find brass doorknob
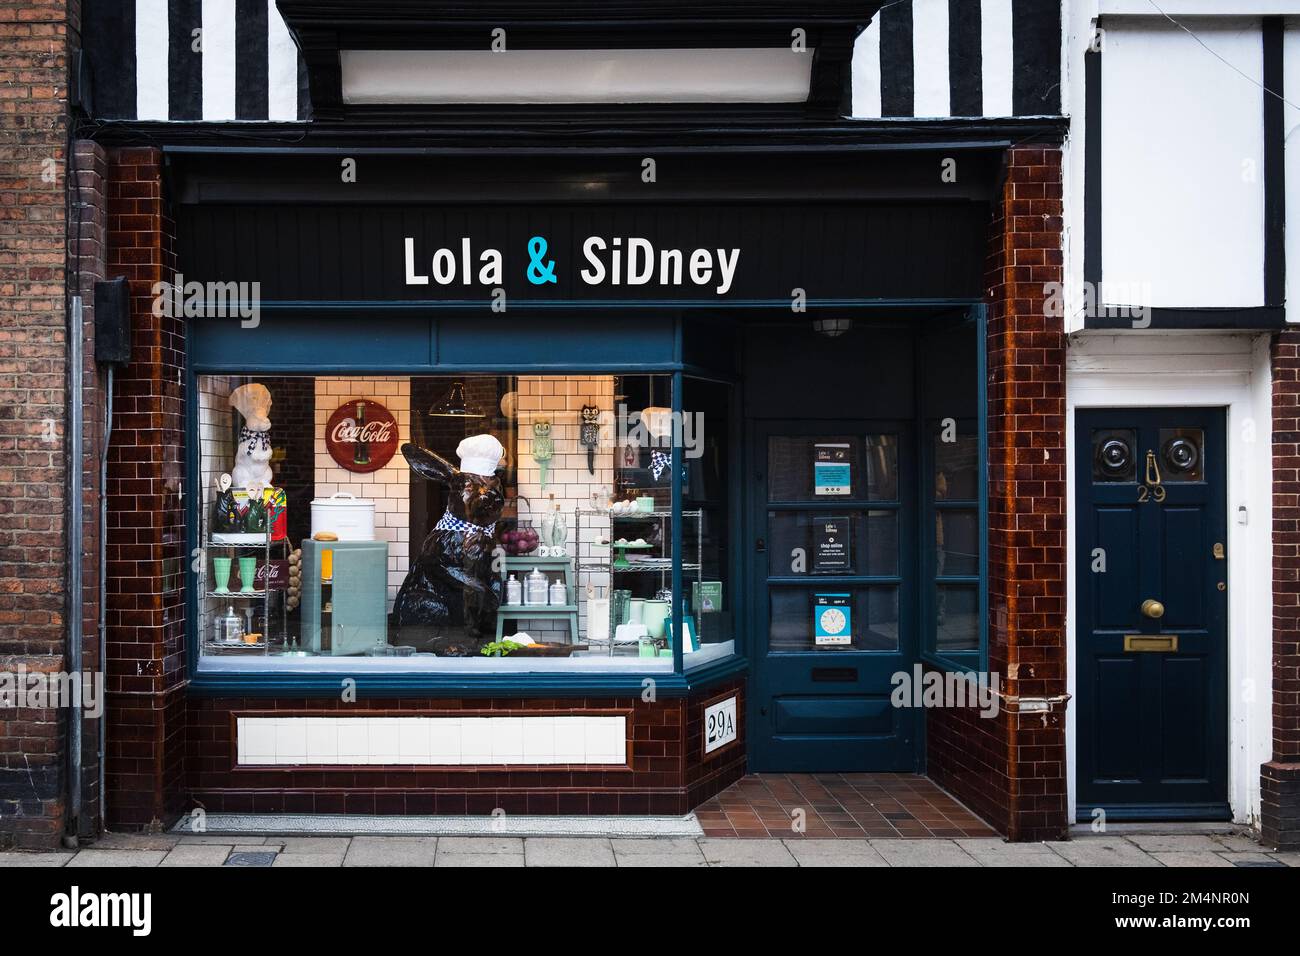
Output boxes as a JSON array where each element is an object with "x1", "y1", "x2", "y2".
[{"x1": 1140, "y1": 599, "x2": 1165, "y2": 619}]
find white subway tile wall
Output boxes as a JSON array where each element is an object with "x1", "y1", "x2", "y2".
[
  {"x1": 314, "y1": 377, "x2": 412, "y2": 609},
  {"x1": 514, "y1": 375, "x2": 614, "y2": 642},
  {"x1": 236, "y1": 715, "x2": 628, "y2": 766}
]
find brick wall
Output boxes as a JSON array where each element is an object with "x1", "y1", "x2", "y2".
[
  {"x1": 927, "y1": 145, "x2": 1068, "y2": 843},
  {"x1": 184, "y1": 679, "x2": 744, "y2": 815},
  {"x1": 103, "y1": 146, "x2": 189, "y2": 831},
  {"x1": 1265, "y1": 331, "x2": 1300, "y2": 850},
  {"x1": 0, "y1": 0, "x2": 74, "y2": 849}
]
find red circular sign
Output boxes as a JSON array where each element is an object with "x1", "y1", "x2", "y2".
[{"x1": 325, "y1": 399, "x2": 399, "y2": 473}]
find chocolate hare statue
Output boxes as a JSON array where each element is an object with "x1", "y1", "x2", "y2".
[{"x1": 392, "y1": 437, "x2": 506, "y2": 656}]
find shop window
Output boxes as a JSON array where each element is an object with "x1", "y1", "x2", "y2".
[
  {"x1": 924, "y1": 416, "x2": 984, "y2": 668},
  {"x1": 193, "y1": 372, "x2": 735, "y2": 675}
]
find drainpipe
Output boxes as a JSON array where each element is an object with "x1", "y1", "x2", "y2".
[
  {"x1": 98, "y1": 366, "x2": 111, "y2": 834},
  {"x1": 65, "y1": 294, "x2": 84, "y2": 849}
]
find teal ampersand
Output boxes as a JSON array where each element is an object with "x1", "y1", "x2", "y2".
[{"x1": 526, "y1": 236, "x2": 557, "y2": 285}]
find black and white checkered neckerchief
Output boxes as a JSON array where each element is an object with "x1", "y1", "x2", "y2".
[{"x1": 434, "y1": 508, "x2": 496, "y2": 537}]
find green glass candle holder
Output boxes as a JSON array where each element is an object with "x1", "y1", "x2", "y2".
[
  {"x1": 212, "y1": 556, "x2": 232, "y2": 594},
  {"x1": 238, "y1": 556, "x2": 258, "y2": 593}
]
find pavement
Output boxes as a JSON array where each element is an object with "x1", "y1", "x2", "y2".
[{"x1": 1, "y1": 828, "x2": 1296, "y2": 867}]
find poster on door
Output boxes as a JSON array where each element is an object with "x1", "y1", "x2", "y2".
[
  {"x1": 814, "y1": 443, "x2": 851, "y2": 495},
  {"x1": 814, "y1": 593, "x2": 852, "y2": 645},
  {"x1": 813, "y1": 516, "x2": 851, "y2": 572}
]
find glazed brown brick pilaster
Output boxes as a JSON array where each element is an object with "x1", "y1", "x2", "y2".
[
  {"x1": 927, "y1": 146, "x2": 1068, "y2": 842},
  {"x1": 1265, "y1": 331, "x2": 1300, "y2": 850},
  {"x1": 103, "y1": 146, "x2": 189, "y2": 831}
]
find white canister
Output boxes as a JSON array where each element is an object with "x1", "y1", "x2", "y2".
[
  {"x1": 549, "y1": 580, "x2": 567, "y2": 606},
  {"x1": 310, "y1": 492, "x2": 376, "y2": 541}
]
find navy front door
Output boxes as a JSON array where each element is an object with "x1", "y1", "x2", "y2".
[
  {"x1": 1075, "y1": 408, "x2": 1229, "y2": 820},
  {"x1": 748, "y1": 420, "x2": 918, "y2": 771}
]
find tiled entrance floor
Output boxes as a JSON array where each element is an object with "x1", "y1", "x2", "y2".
[{"x1": 697, "y1": 773, "x2": 997, "y2": 839}]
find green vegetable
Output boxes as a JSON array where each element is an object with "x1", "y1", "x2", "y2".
[{"x1": 481, "y1": 640, "x2": 526, "y2": 657}]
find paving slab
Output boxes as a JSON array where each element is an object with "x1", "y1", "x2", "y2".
[
  {"x1": 271, "y1": 853, "x2": 345, "y2": 867},
  {"x1": 610, "y1": 838, "x2": 707, "y2": 867},
  {"x1": 524, "y1": 837, "x2": 616, "y2": 867},
  {"x1": 344, "y1": 836, "x2": 438, "y2": 867},
  {"x1": 782, "y1": 839, "x2": 889, "y2": 867},
  {"x1": 160, "y1": 844, "x2": 232, "y2": 867},
  {"x1": 1268, "y1": 852, "x2": 1300, "y2": 866},
  {"x1": 91, "y1": 832, "x2": 179, "y2": 851},
  {"x1": 436, "y1": 837, "x2": 524, "y2": 855},
  {"x1": 956, "y1": 839, "x2": 1070, "y2": 867},
  {"x1": 0, "y1": 852, "x2": 72, "y2": 867},
  {"x1": 276, "y1": 842, "x2": 351, "y2": 858},
  {"x1": 66, "y1": 849, "x2": 167, "y2": 867},
  {"x1": 1211, "y1": 834, "x2": 1266, "y2": 853},
  {"x1": 699, "y1": 838, "x2": 797, "y2": 867},
  {"x1": 1047, "y1": 837, "x2": 1158, "y2": 867},
  {"x1": 1151, "y1": 851, "x2": 1235, "y2": 867},
  {"x1": 870, "y1": 839, "x2": 979, "y2": 867},
  {"x1": 1217, "y1": 851, "x2": 1287, "y2": 867},
  {"x1": 180, "y1": 835, "x2": 275, "y2": 845},
  {"x1": 434, "y1": 852, "x2": 525, "y2": 867},
  {"x1": 1126, "y1": 834, "x2": 1226, "y2": 853}
]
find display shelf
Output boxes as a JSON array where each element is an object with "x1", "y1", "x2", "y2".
[
  {"x1": 200, "y1": 510, "x2": 292, "y2": 655},
  {"x1": 575, "y1": 507, "x2": 704, "y2": 657},
  {"x1": 496, "y1": 555, "x2": 579, "y2": 642}
]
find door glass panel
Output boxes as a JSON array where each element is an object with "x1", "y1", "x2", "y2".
[
  {"x1": 935, "y1": 509, "x2": 979, "y2": 576},
  {"x1": 766, "y1": 510, "x2": 898, "y2": 577},
  {"x1": 935, "y1": 432, "x2": 979, "y2": 500},
  {"x1": 935, "y1": 584, "x2": 979, "y2": 651},
  {"x1": 768, "y1": 585, "x2": 899, "y2": 652},
  {"x1": 1158, "y1": 427, "x2": 1204, "y2": 482},
  {"x1": 767, "y1": 435, "x2": 898, "y2": 501}
]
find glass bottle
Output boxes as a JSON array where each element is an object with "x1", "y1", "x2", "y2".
[
  {"x1": 525, "y1": 567, "x2": 548, "y2": 606},
  {"x1": 506, "y1": 573, "x2": 523, "y2": 606}
]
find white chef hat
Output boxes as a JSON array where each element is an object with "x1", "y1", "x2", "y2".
[{"x1": 457, "y1": 434, "x2": 504, "y2": 476}]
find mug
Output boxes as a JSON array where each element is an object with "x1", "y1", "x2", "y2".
[{"x1": 628, "y1": 598, "x2": 646, "y2": 624}]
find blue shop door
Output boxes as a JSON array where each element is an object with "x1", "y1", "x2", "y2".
[
  {"x1": 1075, "y1": 408, "x2": 1229, "y2": 820},
  {"x1": 748, "y1": 421, "x2": 919, "y2": 771}
]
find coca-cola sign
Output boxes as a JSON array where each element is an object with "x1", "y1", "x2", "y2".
[
  {"x1": 256, "y1": 559, "x2": 289, "y2": 591},
  {"x1": 325, "y1": 399, "x2": 399, "y2": 473}
]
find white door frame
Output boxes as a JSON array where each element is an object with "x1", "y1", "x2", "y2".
[{"x1": 1065, "y1": 331, "x2": 1273, "y2": 827}]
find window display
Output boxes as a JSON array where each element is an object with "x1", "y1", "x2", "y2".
[{"x1": 194, "y1": 373, "x2": 735, "y2": 672}]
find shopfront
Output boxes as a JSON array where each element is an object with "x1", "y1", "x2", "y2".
[{"x1": 137, "y1": 147, "x2": 1000, "y2": 815}]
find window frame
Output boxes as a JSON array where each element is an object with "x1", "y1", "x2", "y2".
[{"x1": 183, "y1": 316, "x2": 745, "y2": 698}]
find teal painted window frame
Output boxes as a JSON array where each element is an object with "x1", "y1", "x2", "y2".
[{"x1": 919, "y1": 305, "x2": 989, "y2": 675}]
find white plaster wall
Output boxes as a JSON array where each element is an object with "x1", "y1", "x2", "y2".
[
  {"x1": 1284, "y1": 18, "x2": 1300, "y2": 323},
  {"x1": 1065, "y1": 331, "x2": 1274, "y2": 828},
  {"x1": 1099, "y1": 17, "x2": 1265, "y2": 310}
]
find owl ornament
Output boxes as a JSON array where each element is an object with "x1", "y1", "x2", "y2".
[
  {"x1": 579, "y1": 405, "x2": 600, "y2": 475},
  {"x1": 532, "y1": 419, "x2": 554, "y2": 491}
]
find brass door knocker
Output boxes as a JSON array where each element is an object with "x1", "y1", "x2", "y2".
[{"x1": 1138, "y1": 450, "x2": 1166, "y2": 503}]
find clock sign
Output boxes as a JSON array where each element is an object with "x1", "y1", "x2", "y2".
[{"x1": 814, "y1": 593, "x2": 853, "y2": 646}]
